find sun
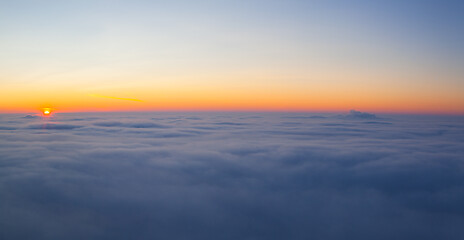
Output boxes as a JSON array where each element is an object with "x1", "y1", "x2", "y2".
[{"x1": 41, "y1": 108, "x2": 53, "y2": 116}]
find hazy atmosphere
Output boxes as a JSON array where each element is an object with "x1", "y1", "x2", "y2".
[{"x1": 1, "y1": 1, "x2": 463, "y2": 239}]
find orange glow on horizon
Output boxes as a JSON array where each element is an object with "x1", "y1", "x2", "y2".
[
  {"x1": 0, "y1": 96, "x2": 462, "y2": 115},
  {"x1": 0, "y1": 99, "x2": 456, "y2": 116},
  {"x1": 0, "y1": 80, "x2": 463, "y2": 115}
]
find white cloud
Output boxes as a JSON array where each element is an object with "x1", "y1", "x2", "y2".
[{"x1": 0, "y1": 111, "x2": 464, "y2": 239}]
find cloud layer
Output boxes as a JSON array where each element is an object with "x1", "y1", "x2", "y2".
[{"x1": 1, "y1": 112, "x2": 464, "y2": 240}]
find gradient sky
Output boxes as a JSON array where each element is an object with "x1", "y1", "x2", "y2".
[{"x1": 1, "y1": 0, "x2": 463, "y2": 113}]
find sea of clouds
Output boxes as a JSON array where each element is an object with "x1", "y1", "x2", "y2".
[{"x1": 1, "y1": 111, "x2": 464, "y2": 240}]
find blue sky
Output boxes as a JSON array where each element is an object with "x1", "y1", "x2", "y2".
[{"x1": 0, "y1": 0, "x2": 463, "y2": 113}]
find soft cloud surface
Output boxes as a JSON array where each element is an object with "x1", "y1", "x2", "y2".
[{"x1": 1, "y1": 112, "x2": 464, "y2": 240}]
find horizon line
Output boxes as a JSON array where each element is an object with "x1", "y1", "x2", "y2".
[{"x1": 1, "y1": 109, "x2": 463, "y2": 116}]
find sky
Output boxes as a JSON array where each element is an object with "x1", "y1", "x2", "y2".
[
  {"x1": 0, "y1": 0, "x2": 463, "y2": 113},
  {"x1": 1, "y1": 111, "x2": 464, "y2": 239}
]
